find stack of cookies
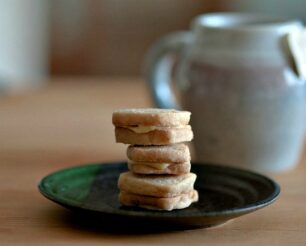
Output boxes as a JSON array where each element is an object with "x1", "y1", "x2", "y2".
[{"x1": 112, "y1": 108, "x2": 198, "y2": 211}]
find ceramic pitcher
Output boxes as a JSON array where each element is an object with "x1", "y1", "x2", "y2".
[{"x1": 146, "y1": 13, "x2": 306, "y2": 172}]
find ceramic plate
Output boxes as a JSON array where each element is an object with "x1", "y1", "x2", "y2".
[{"x1": 39, "y1": 162, "x2": 280, "y2": 230}]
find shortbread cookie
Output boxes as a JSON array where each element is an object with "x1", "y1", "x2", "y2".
[
  {"x1": 118, "y1": 171, "x2": 196, "y2": 197},
  {"x1": 115, "y1": 125, "x2": 193, "y2": 145},
  {"x1": 127, "y1": 144, "x2": 190, "y2": 163},
  {"x1": 128, "y1": 160, "x2": 191, "y2": 175},
  {"x1": 113, "y1": 108, "x2": 191, "y2": 127},
  {"x1": 119, "y1": 190, "x2": 198, "y2": 211}
]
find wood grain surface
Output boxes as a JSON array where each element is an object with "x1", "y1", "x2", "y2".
[{"x1": 0, "y1": 78, "x2": 305, "y2": 245}]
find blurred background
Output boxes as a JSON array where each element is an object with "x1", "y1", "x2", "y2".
[{"x1": 1, "y1": 0, "x2": 306, "y2": 92}]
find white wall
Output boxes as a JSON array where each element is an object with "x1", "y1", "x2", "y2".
[{"x1": 0, "y1": 0, "x2": 49, "y2": 92}]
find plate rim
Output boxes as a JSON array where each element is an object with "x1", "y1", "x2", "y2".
[{"x1": 38, "y1": 161, "x2": 281, "y2": 218}]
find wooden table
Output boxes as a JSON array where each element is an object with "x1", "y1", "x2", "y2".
[{"x1": 0, "y1": 78, "x2": 305, "y2": 245}]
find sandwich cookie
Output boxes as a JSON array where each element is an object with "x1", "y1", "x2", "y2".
[
  {"x1": 119, "y1": 190, "x2": 198, "y2": 211},
  {"x1": 127, "y1": 144, "x2": 191, "y2": 175},
  {"x1": 118, "y1": 171, "x2": 196, "y2": 198},
  {"x1": 113, "y1": 108, "x2": 193, "y2": 145},
  {"x1": 128, "y1": 160, "x2": 191, "y2": 175},
  {"x1": 127, "y1": 143, "x2": 191, "y2": 163}
]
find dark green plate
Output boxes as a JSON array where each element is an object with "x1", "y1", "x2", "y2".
[{"x1": 38, "y1": 162, "x2": 280, "y2": 230}]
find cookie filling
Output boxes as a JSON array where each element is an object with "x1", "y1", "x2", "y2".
[
  {"x1": 128, "y1": 160, "x2": 170, "y2": 170},
  {"x1": 125, "y1": 125, "x2": 187, "y2": 134}
]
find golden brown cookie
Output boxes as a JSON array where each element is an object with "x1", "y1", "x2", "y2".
[
  {"x1": 128, "y1": 160, "x2": 191, "y2": 175},
  {"x1": 127, "y1": 144, "x2": 190, "y2": 163},
  {"x1": 119, "y1": 190, "x2": 198, "y2": 211},
  {"x1": 118, "y1": 171, "x2": 196, "y2": 198},
  {"x1": 115, "y1": 125, "x2": 193, "y2": 145},
  {"x1": 112, "y1": 108, "x2": 191, "y2": 127}
]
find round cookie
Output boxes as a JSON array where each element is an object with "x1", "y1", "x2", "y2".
[
  {"x1": 127, "y1": 144, "x2": 191, "y2": 163},
  {"x1": 119, "y1": 190, "x2": 198, "y2": 211},
  {"x1": 112, "y1": 108, "x2": 191, "y2": 127},
  {"x1": 128, "y1": 161, "x2": 191, "y2": 175},
  {"x1": 115, "y1": 125, "x2": 193, "y2": 145},
  {"x1": 118, "y1": 171, "x2": 197, "y2": 198}
]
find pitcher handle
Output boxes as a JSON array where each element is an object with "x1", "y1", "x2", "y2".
[{"x1": 145, "y1": 31, "x2": 193, "y2": 109}]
